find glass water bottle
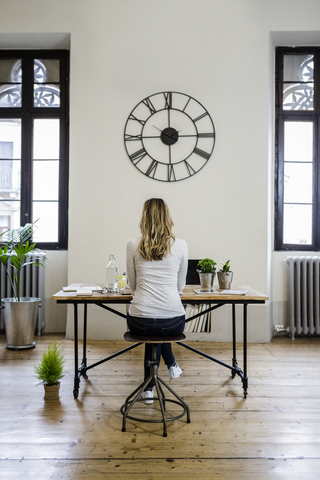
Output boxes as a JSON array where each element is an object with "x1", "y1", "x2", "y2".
[{"x1": 106, "y1": 253, "x2": 118, "y2": 292}]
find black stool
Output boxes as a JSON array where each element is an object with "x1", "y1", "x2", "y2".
[{"x1": 121, "y1": 331, "x2": 191, "y2": 437}]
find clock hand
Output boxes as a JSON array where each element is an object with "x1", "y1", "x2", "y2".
[
  {"x1": 153, "y1": 125, "x2": 181, "y2": 138},
  {"x1": 152, "y1": 125, "x2": 171, "y2": 139}
]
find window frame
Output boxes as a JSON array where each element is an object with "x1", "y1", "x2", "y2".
[
  {"x1": 275, "y1": 46, "x2": 320, "y2": 251},
  {"x1": 0, "y1": 49, "x2": 69, "y2": 250}
]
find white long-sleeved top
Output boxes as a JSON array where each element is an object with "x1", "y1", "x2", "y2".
[{"x1": 126, "y1": 237, "x2": 188, "y2": 318}]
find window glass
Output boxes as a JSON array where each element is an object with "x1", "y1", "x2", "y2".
[
  {"x1": 283, "y1": 204, "x2": 312, "y2": 245},
  {"x1": 283, "y1": 163, "x2": 313, "y2": 203},
  {"x1": 33, "y1": 161, "x2": 59, "y2": 201},
  {"x1": 34, "y1": 59, "x2": 60, "y2": 108},
  {"x1": 34, "y1": 59, "x2": 59, "y2": 83},
  {"x1": 284, "y1": 122, "x2": 313, "y2": 162},
  {"x1": 283, "y1": 84, "x2": 314, "y2": 110},
  {"x1": 32, "y1": 118, "x2": 60, "y2": 241},
  {"x1": 0, "y1": 119, "x2": 21, "y2": 232},
  {"x1": 34, "y1": 84, "x2": 60, "y2": 108},
  {"x1": 283, "y1": 55, "x2": 314, "y2": 82},
  {"x1": 33, "y1": 119, "x2": 59, "y2": 159},
  {"x1": 33, "y1": 202, "x2": 58, "y2": 242},
  {"x1": 0, "y1": 59, "x2": 21, "y2": 107}
]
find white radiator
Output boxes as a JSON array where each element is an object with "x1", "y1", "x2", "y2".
[
  {"x1": 286, "y1": 256, "x2": 320, "y2": 339},
  {"x1": 0, "y1": 255, "x2": 45, "y2": 335}
]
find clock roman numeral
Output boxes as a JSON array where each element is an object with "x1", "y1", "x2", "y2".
[
  {"x1": 182, "y1": 96, "x2": 191, "y2": 112},
  {"x1": 168, "y1": 164, "x2": 176, "y2": 182},
  {"x1": 193, "y1": 112, "x2": 208, "y2": 122},
  {"x1": 194, "y1": 147, "x2": 211, "y2": 160},
  {"x1": 125, "y1": 133, "x2": 142, "y2": 141},
  {"x1": 163, "y1": 92, "x2": 172, "y2": 109},
  {"x1": 146, "y1": 159, "x2": 158, "y2": 177},
  {"x1": 130, "y1": 147, "x2": 147, "y2": 164},
  {"x1": 184, "y1": 160, "x2": 196, "y2": 177},
  {"x1": 142, "y1": 97, "x2": 157, "y2": 115},
  {"x1": 197, "y1": 132, "x2": 214, "y2": 138},
  {"x1": 129, "y1": 113, "x2": 146, "y2": 125}
]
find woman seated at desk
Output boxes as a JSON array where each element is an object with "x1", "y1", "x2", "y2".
[{"x1": 126, "y1": 198, "x2": 188, "y2": 403}]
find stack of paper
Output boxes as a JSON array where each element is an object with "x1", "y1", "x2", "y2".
[
  {"x1": 62, "y1": 285, "x2": 104, "y2": 295},
  {"x1": 220, "y1": 289, "x2": 247, "y2": 295},
  {"x1": 76, "y1": 289, "x2": 93, "y2": 296}
]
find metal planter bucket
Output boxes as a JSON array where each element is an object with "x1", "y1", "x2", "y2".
[
  {"x1": 198, "y1": 272, "x2": 215, "y2": 289},
  {"x1": 217, "y1": 272, "x2": 233, "y2": 290},
  {"x1": 1, "y1": 297, "x2": 41, "y2": 350}
]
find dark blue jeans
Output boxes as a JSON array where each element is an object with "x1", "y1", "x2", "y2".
[{"x1": 127, "y1": 313, "x2": 185, "y2": 390}]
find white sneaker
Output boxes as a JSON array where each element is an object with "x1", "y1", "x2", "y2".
[
  {"x1": 167, "y1": 362, "x2": 182, "y2": 380},
  {"x1": 141, "y1": 389, "x2": 154, "y2": 404}
]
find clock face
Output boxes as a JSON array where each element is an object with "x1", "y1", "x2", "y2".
[{"x1": 124, "y1": 91, "x2": 215, "y2": 182}]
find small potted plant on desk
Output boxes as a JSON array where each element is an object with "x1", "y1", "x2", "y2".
[
  {"x1": 217, "y1": 260, "x2": 233, "y2": 289},
  {"x1": 34, "y1": 338, "x2": 66, "y2": 401},
  {"x1": 196, "y1": 258, "x2": 217, "y2": 289},
  {"x1": 0, "y1": 222, "x2": 46, "y2": 350}
]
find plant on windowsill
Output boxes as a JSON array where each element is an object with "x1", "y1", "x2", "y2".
[
  {"x1": 217, "y1": 260, "x2": 233, "y2": 290},
  {"x1": 34, "y1": 338, "x2": 67, "y2": 401},
  {"x1": 196, "y1": 258, "x2": 217, "y2": 289},
  {"x1": 0, "y1": 221, "x2": 46, "y2": 350}
]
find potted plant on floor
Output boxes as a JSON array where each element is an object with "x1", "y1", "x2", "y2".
[
  {"x1": 196, "y1": 258, "x2": 217, "y2": 289},
  {"x1": 0, "y1": 222, "x2": 46, "y2": 350},
  {"x1": 217, "y1": 260, "x2": 233, "y2": 289},
  {"x1": 34, "y1": 338, "x2": 66, "y2": 401}
]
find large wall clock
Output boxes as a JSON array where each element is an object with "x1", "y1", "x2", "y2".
[{"x1": 124, "y1": 91, "x2": 215, "y2": 182}]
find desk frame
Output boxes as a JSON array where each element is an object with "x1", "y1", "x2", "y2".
[{"x1": 55, "y1": 291, "x2": 266, "y2": 400}]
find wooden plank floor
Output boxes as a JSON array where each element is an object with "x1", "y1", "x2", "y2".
[{"x1": 0, "y1": 334, "x2": 319, "y2": 479}]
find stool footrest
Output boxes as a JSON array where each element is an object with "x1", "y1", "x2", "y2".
[{"x1": 121, "y1": 372, "x2": 190, "y2": 437}]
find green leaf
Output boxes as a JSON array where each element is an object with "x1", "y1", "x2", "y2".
[
  {"x1": 197, "y1": 258, "x2": 217, "y2": 273},
  {"x1": 34, "y1": 339, "x2": 67, "y2": 386},
  {"x1": 0, "y1": 220, "x2": 46, "y2": 302}
]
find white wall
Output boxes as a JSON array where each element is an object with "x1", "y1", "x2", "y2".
[
  {"x1": 1, "y1": 0, "x2": 320, "y2": 341},
  {"x1": 43, "y1": 251, "x2": 68, "y2": 333}
]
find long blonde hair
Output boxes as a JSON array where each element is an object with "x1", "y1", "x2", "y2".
[{"x1": 138, "y1": 198, "x2": 175, "y2": 261}]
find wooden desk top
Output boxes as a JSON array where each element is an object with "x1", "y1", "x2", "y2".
[
  {"x1": 181, "y1": 285, "x2": 268, "y2": 302},
  {"x1": 53, "y1": 284, "x2": 268, "y2": 303}
]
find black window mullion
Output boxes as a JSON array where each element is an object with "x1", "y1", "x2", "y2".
[
  {"x1": 274, "y1": 117, "x2": 284, "y2": 250},
  {"x1": 20, "y1": 55, "x2": 34, "y2": 227},
  {"x1": 20, "y1": 112, "x2": 32, "y2": 227},
  {"x1": 58, "y1": 115, "x2": 69, "y2": 250}
]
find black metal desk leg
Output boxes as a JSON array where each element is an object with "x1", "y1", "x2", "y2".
[
  {"x1": 73, "y1": 303, "x2": 80, "y2": 399},
  {"x1": 231, "y1": 303, "x2": 237, "y2": 378},
  {"x1": 81, "y1": 303, "x2": 88, "y2": 379},
  {"x1": 242, "y1": 303, "x2": 248, "y2": 398}
]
